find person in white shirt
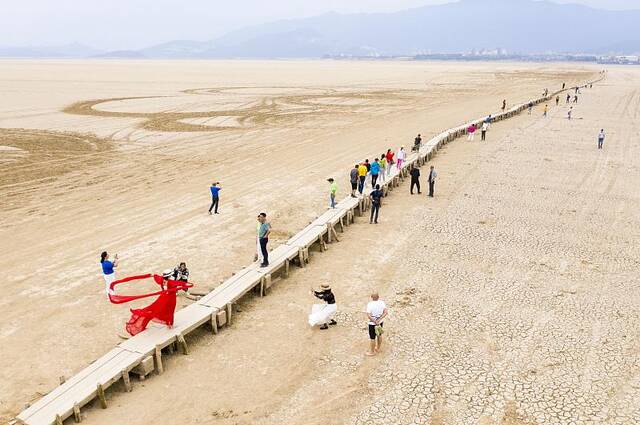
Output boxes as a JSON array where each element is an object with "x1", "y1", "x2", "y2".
[
  {"x1": 598, "y1": 129, "x2": 605, "y2": 149},
  {"x1": 481, "y1": 121, "x2": 489, "y2": 141},
  {"x1": 396, "y1": 146, "x2": 406, "y2": 170},
  {"x1": 365, "y1": 292, "x2": 388, "y2": 356}
]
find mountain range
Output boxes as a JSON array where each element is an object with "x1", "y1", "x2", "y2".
[{"x1": 2, "y1": 0, "x2": 639, "y2": 59}]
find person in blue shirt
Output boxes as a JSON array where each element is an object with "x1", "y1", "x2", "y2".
[
  {"x1": 370, "y1": 158, "x2": 381, "y2": 187},
  {"x1": 208, "y1": 182, "x2": 221, "y2": 215},
  {"x1": 100, "y1": 251, "x2": 118, "y2": 296},
  {"x1": 257, "y1": 213, "x2": 272, "y2": 267}
]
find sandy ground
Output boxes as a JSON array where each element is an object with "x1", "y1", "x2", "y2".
[{"x1": 0, "y1": 60, "x2": 620, "y2": 423}]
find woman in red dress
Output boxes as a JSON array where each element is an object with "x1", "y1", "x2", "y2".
[{"x1": 121, "y1": 270, "x2": 190, "y2": 336}]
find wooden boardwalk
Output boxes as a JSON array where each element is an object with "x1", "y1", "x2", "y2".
[{"x1": 15, "y1": 78, "x2": 603, "y2": 425}]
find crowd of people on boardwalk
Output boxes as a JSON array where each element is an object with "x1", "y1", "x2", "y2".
[{"x1": 100, "y1": 78, "x2": 603, "y2": 353}]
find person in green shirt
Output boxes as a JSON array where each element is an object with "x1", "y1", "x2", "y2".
[{"x1": 328, "y1": 178, "x2": 338, "y2": 208}]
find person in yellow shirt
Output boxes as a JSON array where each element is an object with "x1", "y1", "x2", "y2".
[
  {"x1": 328, "y1": 178, "x2": 338, "y2": 208},
  {"x1": 357, "y1": 163, "x2": 368, "y2": 194}
]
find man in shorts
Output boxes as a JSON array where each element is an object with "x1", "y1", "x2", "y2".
[
  {"x1": 350, "y1": 165, "x2": 359, "y2": 198},
  {"x1": 365, "y1": 292, "x2": 388, "y2": 356}
]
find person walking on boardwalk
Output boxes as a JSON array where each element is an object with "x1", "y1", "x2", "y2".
[
  {"x1": 328, "y1": 178, "x2": 337, "y2": 208},
  {"x1": 566, "y1": 93, "x2": 571, "y2": 104},
  {"x1": 412, "y1": 133, "x2": 422, "y2": 152},
  {"x1": 573, "y1": 95, "x2": 578, "y2": 103},
  {"x1": 308, "y1": 283, "x2": 337, "y2": 330},
  {"x1": 481, "y1": 121, "x2": 488, "y2": 141},
  {"x1": 365, "y1": 291, "x2": 388, "y2": 356},
  {"x1": 370, "y1": 158, "x2": 381, "y2": 187},
  {"x1": 410, "y1": 166, "x2": 421, "y2": 195},
  {"x1": 350, "y1": 164, "x2": 359, "y2": 198},
  {"x1": 357, "y1": 162, "x2": 368, "y2": 194},
  {"x1": 556, "y1": 95, "x2": 560, "y2": 106},
  {"x1": 543, "y1": 104, "x2": 548, "y2": 117},
  {"x1": 568, "y1": 107, "x2": 573, "y2": 120},
  {"x1": 598, "y1": 129, "x2": 606, "y2": 149},
  {"x1": 385, "y1": 149, "x2": 395, "y2": 176},
  {"x1": 100, "y1": 251, "x2": 119, "y2": 296},
  {"x1": 369, "y1": 184, "x2": 383, "y2": 224},
  {"x1": 257, "y1": 213, "x2": 271, "y2": 267},
  {"x1": 467, "y1": 123, "x2": 477, "y2": 141},
  {"x1": 428, "y1": 165, "x2": 438, "y2": 198},
  {"x1": 396, "y1": 146, "x2": 406, "y2": 170},
  {"x1": 378, "y1": 154, "x2": 387, "y2": 183},
  {"x1": 208, "y1": 182, "x2": 221, "y2": 215},
  {"x1": 528, "y1": 102, "x2": 533, "y2": 115}
]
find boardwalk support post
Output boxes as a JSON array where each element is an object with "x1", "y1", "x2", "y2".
[{"x1": 96, "y1": 384, "x2": 107, "y2": 409}]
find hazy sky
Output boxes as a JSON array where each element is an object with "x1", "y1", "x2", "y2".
[{"x1": 2, "y1": 0, "x2": 639, "y2": 50}]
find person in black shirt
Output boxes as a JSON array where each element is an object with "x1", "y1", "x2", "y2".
[
  {"x1": 173, "y1": 262, "x2": 190, "y2": 293},
  {"x1": 310, "y1": 283, "x2": 337, "y2": 330},
  {"x1": 410, "y1": 166, "x2": 421, "y2": 194},
  {"x1": 369, "y1": 184, "x2": 383, "y2": 224}
]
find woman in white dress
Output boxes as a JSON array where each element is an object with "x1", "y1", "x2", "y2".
[{"x1": 308, "y1": 284, "x2": 337, "y2": 330}]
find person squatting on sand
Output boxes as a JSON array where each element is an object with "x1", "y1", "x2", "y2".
[
  {"x1": 467, "y1": 123, "x2": 477, "y2": 141},
  {"x1": 350, "y1": 165, "x2": 359, "y2": 198},
  {"x1": 100, "y1": 251, "x2": 118, "y2": 296},
  {"x1": 428, "y1": 165, "x2": 438, "y2": 198},
  {"x1": 257, "y1": 213, "x2": 271, "y2": 267},
  {"x1": 328, "y1": 178, "x2": 337, "y2": 209},
  {"x1": 308, "y1": 283, "x2": 337, "y2": 330},
  {"x1": 396, "y1": 146, "x2": 406, "y2": 170},
  {"x1": 208, "y1": 182, "x2": 221, "y2": 215},
  {"x1": 369, "y1": 184, "x2": 383, "y2": 224},
  {"x1": 365, "y1": 292, "x2": 388, "y2": 356}
]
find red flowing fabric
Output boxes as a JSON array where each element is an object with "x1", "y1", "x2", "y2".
[{"x1": 108, "y1": 274, "x2": 192, "y2": 336}]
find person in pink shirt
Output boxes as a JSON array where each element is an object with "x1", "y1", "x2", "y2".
[
  {"x1": 396, "y1": 146, "x2": 406, "y2": 170},
  {"x1": 467, "y1": 123, "x2": 477, "y2": 141}
]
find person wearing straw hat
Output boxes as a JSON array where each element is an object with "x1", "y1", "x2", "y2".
[{"x1": 309, "y1": 283, "x2": 337, "y2": 330}]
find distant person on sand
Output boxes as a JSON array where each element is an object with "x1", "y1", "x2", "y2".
[
  {"x1": 562, "y1": 82, "x2": 566, "y2": 89},
  {"x1": 257, "y1": 213, "x2": 271, "y2": 267},
  {"x1": 208, "y1": 182, "x2": 221, "y2": 215},
  {"x1": 598, "y1": 129, "x2": 606, "y2": 149},
  {"x1": 328, "y1": 178, "x2": 337, "y2": 209},
  {"x1": 358, "y1": 162, "x2": 368, "y2": 194},
  {"x1": 543, "y1": 105, "x2": 548, "y2": 117},
  {"x1": 573, "y1": 95, "x2": 578, "y2": 103},
  {"x1": 568, "y1": 107, "x2": 573, "y2": 120},
  {"x1": 369, "y1": 184, "x2": 383, "y2": 224},
  {"x1": 100, "y1": 251, "x2": 118, "y2": 296},
  {"x1": 481, "y1": 121, "x2": 489, "y2": 141},
  {"x1": 378, "y1": 154, "x2": 387, "y2": 183},
  {"x1": 556, "y1": 96, "x2": 560, "y2": 106},
  {"x1": 566, "y1": 93, "x2": 571, "y2": 104},
  {"x1": 308, "y1": 283, "x2": 337, "y2": 330},
  {"x1": 502, "y1": 99, "x2": 506, "y2": 111},
  {"x1": 428, "y1": 165, "x2": 437, "y2": 198},
  {"x1": 467, "y1": 123, "x2": 476, "y2": 141},
  {"x1": 528, "y1": 102, "x2": 533, "y2": 115},
  {"x1": 172, "y1": 262, "x2": 190, "y2": 293},
  {"x1": 365, "y1": 292, "x2": 388, "y2": 356},
  {"x1": 370, "y1": 158, "x2": 380, "y2": 187},
  {"x1": 350, "y1": 165, "x2": 359, "y2": 198},
  {"x1": 410, "y1": 165, "x2": 421, "y2": 195},
  {"x1": 396, "y1": 147, "x2": 406, "y2": 170},
  {"x1": 385, "y1": 149, "x2": 395, "y2": 176}
]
